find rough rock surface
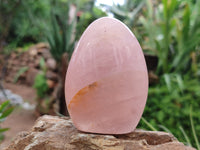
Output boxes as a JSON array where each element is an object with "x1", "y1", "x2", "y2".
[
  {"x1": 4, "y1": 115, "x2": 195, "y2": 150},
  {"x1": 1, "y1": 42, "x2": 58, "y2": 86}
]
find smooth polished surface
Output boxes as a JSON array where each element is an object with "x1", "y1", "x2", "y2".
[{"x1": 65, "y1": 17, "x2": 148, "y2": 134}]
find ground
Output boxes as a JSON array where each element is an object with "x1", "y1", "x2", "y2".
[{"x1": 0, "y1": 82, "x2": 37, "y2": 149}]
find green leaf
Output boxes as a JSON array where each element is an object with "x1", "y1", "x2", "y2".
[
  {"x1": 0, "y1": 133, "x2": 4, "y2": 141},
  {"x1": 168, "y1": 0, "x2": 177, "y2": 18},
  {"x1": 162, "y1": 0, "x2": 168, "y2": 20},
  {"x1": 0, "y1": 128, "x2": 9, "y2": 133},
  {"x1": 158, "y1": 125, "x2": 172, "y2": 134},
  {"x1": 175, "y1": 74, "x2": 184, "y2": 93},
  {"x1": 141, "y1": 117, "x2": 157, "y2": 131},
  {"x1": 182, "y1": 4, "x2": 190, "y2": 40},
  {"x1": 0, "y1": 101, "x2": 10, "y2": 112},
  {"x1": 146, "y1": 0, "x2": 153, "y2": 18},
  {"x1": 164, "y1": 74, "x2": 171, "y2": 91},
  {"x1": 33, "y1": 73, "x2": 48, "y2": 98},
  {"x1": 39, "y1": 57, "x2": 46, "y2": 72},
  {"x1": 0, "y1": 107, "x2": 14, "y2": 119},
  {"x1": 190, "y1": 106, "x2": 200, "y2": 150},
  {"x1": 179, "y1": 126, "x2": 192, "y2": 147}
]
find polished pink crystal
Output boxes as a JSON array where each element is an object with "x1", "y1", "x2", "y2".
[{"x1": 65, "y1": 17, "x2": 148, "y2": 134}]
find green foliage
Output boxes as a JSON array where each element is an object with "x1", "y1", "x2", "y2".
[
  {"x1": 33, "y1": 73, "x2": 48, "y2": 98},
  {"x1": 39, "y1": 57, "x2": 47, "y2": 72},
  {"x1": 179, "y1": 126, "x2": 191, "y2": 147},
  {"x1": 1, "y1": 0, "x2": 108, "y2": 58},
  {"x1": 103, "y1": 0, "x2": 144, "y2": 28},
  {"x1": 108, "y1": 0, "x2": 200, "y2": 74},
  {"x1": 138, "y1": 0, "x2": 200, "y2": 74},
  {"x1": 46, "y1": 0, "x2": 107, "y2": 62},
  {"x1": 0, "y1": 0, "x2": 51, "y2": 47},
  {"x1": 33, "y1": 58, "x2": 48, "y2": 98},
  {"x1": 0, "y1": 0, "x2": 22, "y2": 42},
  {"x1": 139, "y1": 74, "x2": 200, "y2": 148},
  {"x1": 0, "y1": 101, "x2": 14, "y2": 141},
  {"x1": 141, "y1": 117, "x2": 157, "y2": 131},
  {"x1": 46, "y1": 0, "x2": 76, "y2": 62},
  {"x1": 141, "y1": 105, "x2": 200, "y2": 149},
  {"x1": 190, "y1": 106, "x2": 200, "y2": 149}
]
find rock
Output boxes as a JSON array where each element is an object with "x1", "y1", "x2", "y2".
[
  {"x1": 46, "y1": 58, "x2": 57, "y2": 71},
  {"x1": 35, "y1": 42, "x2": 50, "y2": 50},
  {"x1": 34, "y1": 57, "x2": 41, "y2": 68},
  {"x1": 40, "y1": 48, "x2": 52, "y2": 59},
  {"x1": 29, "y1": 48, "x2": 37, "y2": 57},
  {"x1": 3, "y1": 43, "x2": 56, "y2": 86},
  {"x1": 0, "y1": 89, "x2": 23, "y2": 105},
  {"x1": 10, "y1": 52, "x2": 17, "y2": 59},
  {"x1": 46, "y1": 70, "x2": 58, "y2": 81},
  {"x1": 47, "y1": 79, "x2": 57, "y2": 89},
  {"x1": 4, "y1": 115, "x2": 195, "y2": 150},
  {"x1": 26, "y1": 68, "x2": 39, "y2": 86}
]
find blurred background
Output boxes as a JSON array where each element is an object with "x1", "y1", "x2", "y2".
[{"x1": 0, "y1": 0, "x2": 199, "y2": 149}]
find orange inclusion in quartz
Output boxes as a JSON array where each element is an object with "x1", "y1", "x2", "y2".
[{"x1": 68, "y1": 82, "x2": 98, "y2": 109}]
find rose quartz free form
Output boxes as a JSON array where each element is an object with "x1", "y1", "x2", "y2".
[{"x1": 65, "y1": 17, "x2": 148, "y2": 134}]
